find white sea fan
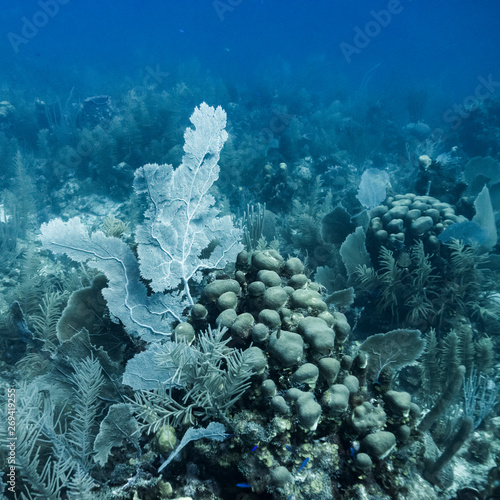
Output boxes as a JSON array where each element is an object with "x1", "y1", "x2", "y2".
[
  {"x1": 356, "y1": 168, "x2": 390, "y2": 209},
  {"x1": 41, "y1": 103, "x2": 242, "y2": 340},
  {"x1": 134, "y1": 103, "x2": 243, "y2": 303}
]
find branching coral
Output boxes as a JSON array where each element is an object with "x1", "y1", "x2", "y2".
[
  {"x1": 130, "y1": 326, "x2": 256, "y2": 432},
  {"x1": 355, "y1": 241, "x2": 437, "y2": 327},
  {"x1": 355, "y1": 233, "x2": 500, "y2": 336},
  {"x1": 1, "y1": 357, "x2": 103, "y2": 499}
]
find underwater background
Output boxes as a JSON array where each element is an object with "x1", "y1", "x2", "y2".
[{"x1": 1, "y1": 0, "x2": 500, "y2": 499}]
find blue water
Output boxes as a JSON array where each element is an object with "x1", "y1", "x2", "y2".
[{"x1": 3, "y1": 0, "x2": 499, "y2": 103}]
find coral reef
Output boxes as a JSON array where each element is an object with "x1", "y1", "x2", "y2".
[{"x1": 0, "y1": 69, "x2": 499, "y2": 500}]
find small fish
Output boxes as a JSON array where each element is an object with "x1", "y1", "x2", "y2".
[
  {"x1": 350, "y1": 447, "x2": 356, "y2": 460},
  {"x1": 237, "y1": 483, "x2": 251, "y2": 488},
  {"x1": 285, "y1": 444, "x2": 294, "y2": 453},
  {"x1": 298, "y1": 457, "x2": 309, "y2": 471},
  {"x1": 251, "y1": 442, "x2": 259, "y2": 452},
  {"x1": 288, "y1": 496, "x2": 294, "y2": 500},
  {"x1": 179, "y1": 29, "x2": 185, "y2": 33}
]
